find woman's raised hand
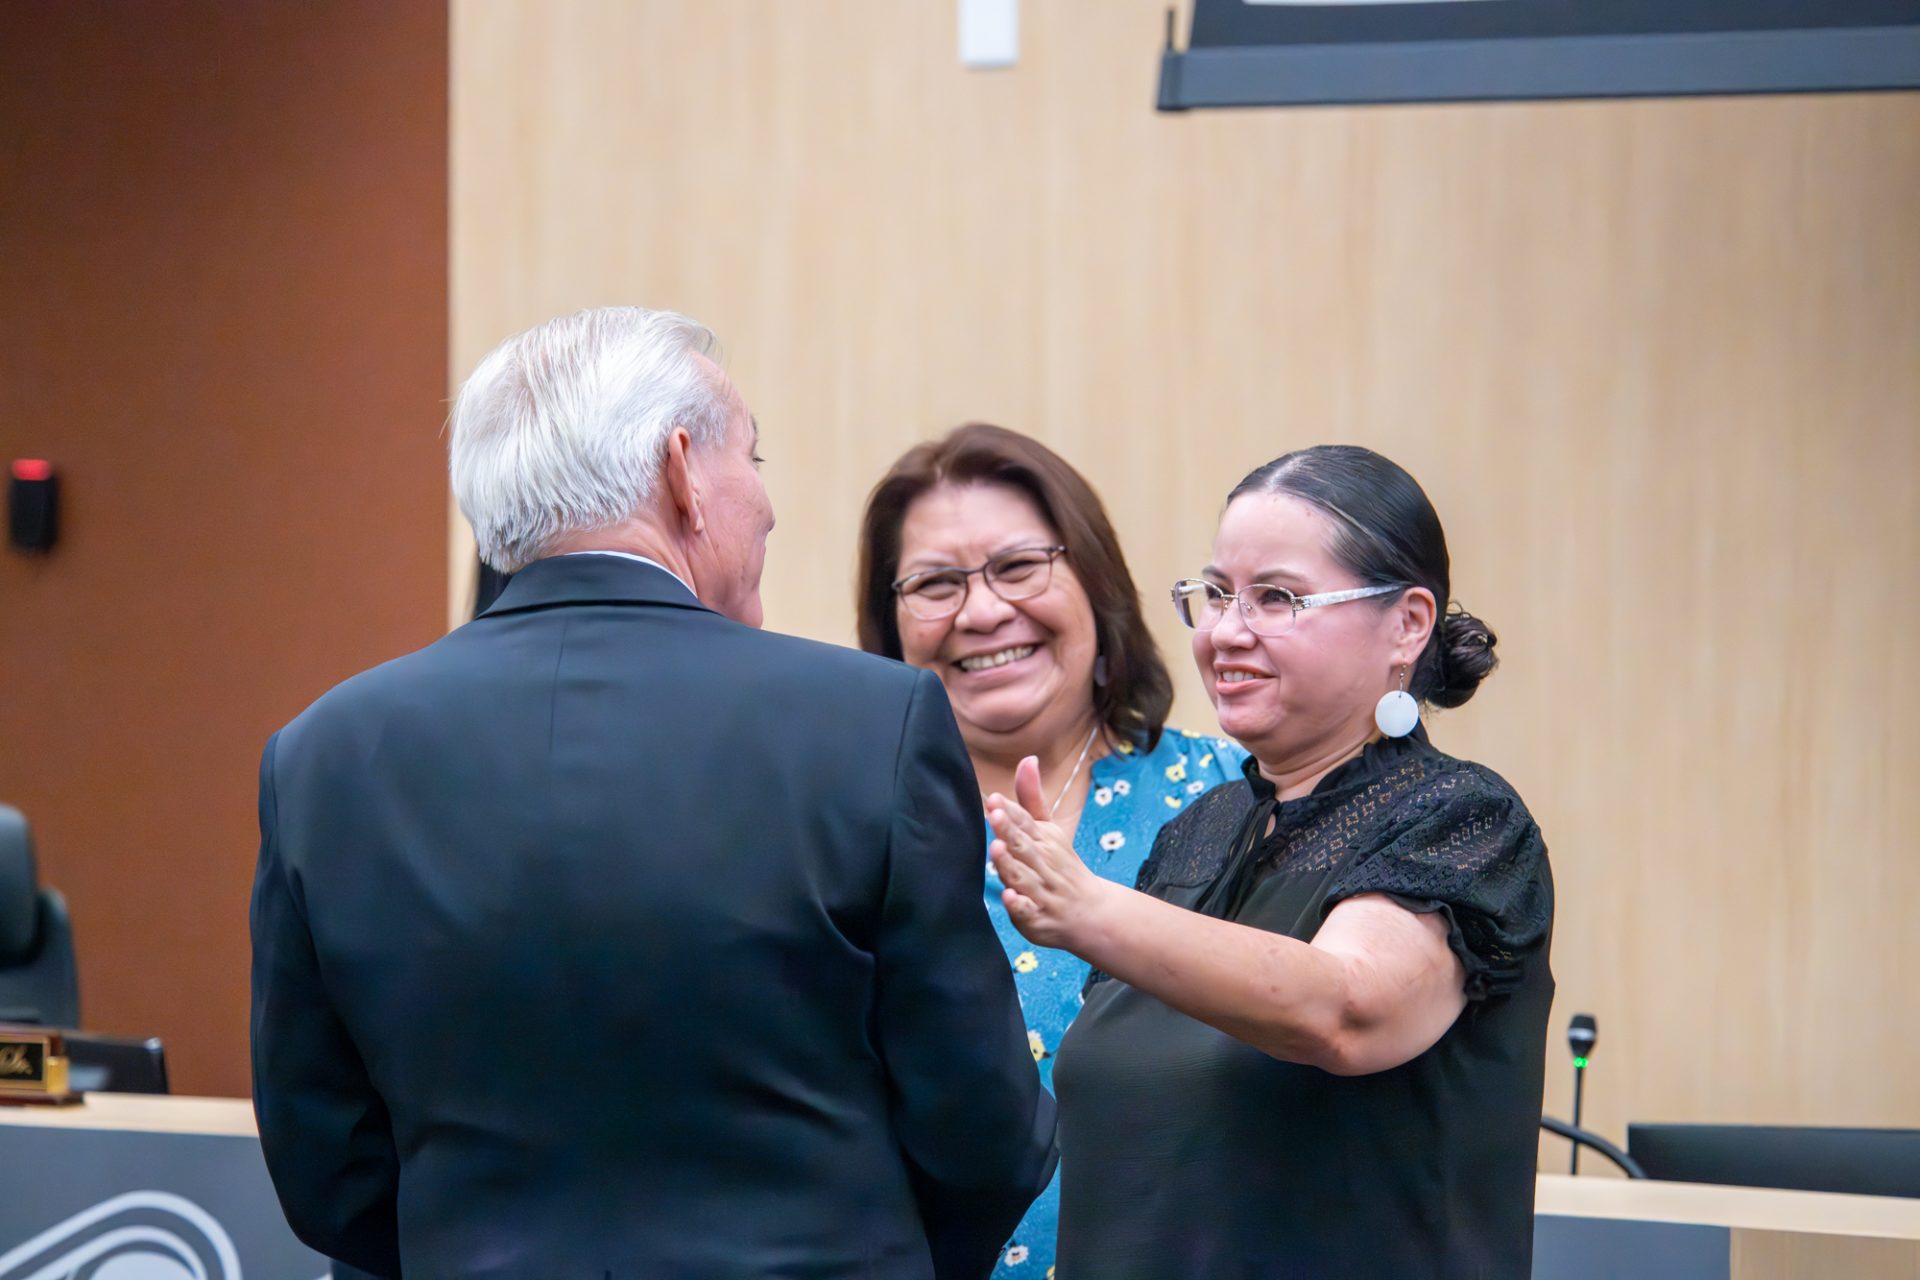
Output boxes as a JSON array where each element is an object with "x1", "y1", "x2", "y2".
[{"x1": 988, "y1": 755, "x2": 1111, "y2": 951}]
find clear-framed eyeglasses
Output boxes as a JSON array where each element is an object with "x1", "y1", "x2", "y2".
[
  {"x1": 893, "y1": 545, "x2": 1068, "y2": 621},
  {"x1": 1170, "y1": 578, "x2": 1404, "y2": 637}
]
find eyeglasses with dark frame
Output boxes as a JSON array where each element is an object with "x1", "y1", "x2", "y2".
[
  {"x1": 892, "y1": 545, "x2": 1068, "y2": 621},
  {"x1": 1171, "y1": 578, "x2": 1404, "y2": 637}
]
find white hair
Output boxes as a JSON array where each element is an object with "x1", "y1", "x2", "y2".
[{"x1": 450, "y1": 306, "x2": 733, "y2": 572}]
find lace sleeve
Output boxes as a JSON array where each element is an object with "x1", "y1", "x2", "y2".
[{"x1": 1325, "y1": 769, "x2": 1550, "y2": 1000}]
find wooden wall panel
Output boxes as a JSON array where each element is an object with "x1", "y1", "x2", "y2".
[
  {"x1": 1732, "y1": 1231, "x2": 1920, "y2": 1280},
  {"x1": 451, "y1": 1, "x2": 1920, "y2": 1152}
]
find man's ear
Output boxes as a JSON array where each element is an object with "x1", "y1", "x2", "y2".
[{"x1": 662, "y1": 428, "x2": 704, "y2": 535}]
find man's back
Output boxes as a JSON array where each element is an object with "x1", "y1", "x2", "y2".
[{"x1": 251, "y1": 555, "x2": 1055, "y2": 1279}]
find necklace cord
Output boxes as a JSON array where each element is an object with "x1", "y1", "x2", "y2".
[{"x1": 1047, "y1": 724, "x2": 1102, "y2": 818}]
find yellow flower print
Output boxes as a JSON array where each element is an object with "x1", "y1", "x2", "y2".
[
  {"x1": 1117, "y1": 740, "x2": 1135, "y2": 755},
  {"x1": 1014, "y1": 951, "x2": 1039, "y2": 973},
  {"x1": 1164, "y1": 795, "x2": 1182, "y2": 809},
  {"x1": 1198, "y1": 753, "x2": 1214, "y2": 768},
  {"x1": 1028, "y1": 1029, "x2": 1047, "y2": 1061},
  {"x1": 1165, "y1": 761, "x2": 1188, "y2": 783}
]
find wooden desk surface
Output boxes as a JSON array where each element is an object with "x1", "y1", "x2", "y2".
[
  {"x1": 0, "y1": 1092, "x2": 256, "y2": 1137},
  {"x1": 1537, "y1": 1174, "x2": 1920, "y2": 1241},
  {"x1": 3, "y1": 1099, "x2": 1917, "y2": 1249}
]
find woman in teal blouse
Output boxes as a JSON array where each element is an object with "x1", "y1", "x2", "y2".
[{"x1": 858, "y1": 423, "x2": 1246, "y2": 1277}]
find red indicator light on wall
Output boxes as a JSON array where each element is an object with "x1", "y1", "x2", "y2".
[{"x1": 9, "y1": 460, "x2": 60, "y2": 553}]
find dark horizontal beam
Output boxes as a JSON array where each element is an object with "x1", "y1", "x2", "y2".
[{"x1": 1157, "y1": 24, "x2": 1920, "y2": 110}]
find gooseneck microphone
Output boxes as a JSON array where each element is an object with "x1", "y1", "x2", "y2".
[{"x1": 1567, "y1": 1014, "x2": 1597, "y2": 1174}]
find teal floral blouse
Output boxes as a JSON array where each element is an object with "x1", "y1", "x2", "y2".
[{"x1": 983, "y1": 727, "x2": 1249, "y2": 1278}]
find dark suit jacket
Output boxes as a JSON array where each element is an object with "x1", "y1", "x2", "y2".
[{"x1": 251, "y1": 554, "x2": 1056, "y2": 1279}]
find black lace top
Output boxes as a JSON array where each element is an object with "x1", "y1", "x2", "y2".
[{"x1": 1053, "y1": 728, "x2": 1555, "y2": 1280}]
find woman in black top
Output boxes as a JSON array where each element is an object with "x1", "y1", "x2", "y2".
[{"x1": 986, "y1": 446, "x2": 1553, "y2": 1279}]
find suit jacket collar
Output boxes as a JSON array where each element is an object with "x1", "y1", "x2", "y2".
[{"x1": 480, "y1": 553, "x2": 713, "y2": 618}]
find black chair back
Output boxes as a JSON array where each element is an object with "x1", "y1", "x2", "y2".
[
  {"x1": 0, "y1": 803, "x2": 80, "y2": 1028},
  {"x1": 1627, "y1": 1124, "x2": 1920, "y2": 1199}
]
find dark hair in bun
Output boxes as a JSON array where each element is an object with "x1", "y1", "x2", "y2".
[{"x1": 1227, "y1": 445, "x2": 1499, "y2": 708}]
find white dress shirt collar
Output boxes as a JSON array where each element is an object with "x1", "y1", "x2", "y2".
[{"x1": 559, "y1": 550, "x2": 697, "y2": 600}]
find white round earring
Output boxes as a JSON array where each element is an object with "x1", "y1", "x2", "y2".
[{"x1": 1374, "y1": 667, "x2": 1419, "y2": 738}]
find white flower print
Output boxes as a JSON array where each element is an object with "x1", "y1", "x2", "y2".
[
  {"x1": 1187, "y1": 780, "x2": 1207, "y2": 795},
  {"x1": 1005, "y1": 1245, "x2": 1030, "y2": 1266},
  {"x1": 1112, "y1": 779, "x2": 1132, "y2": 797},
  {"x1": 1092, "y1": 785, "x2": 1114, "y2": 807},
  {"x1": 1099, "y1": 831, "x2": 1125, "y2": 852}
]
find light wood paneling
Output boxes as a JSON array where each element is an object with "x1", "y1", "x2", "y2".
[
  {"x1": 451, "y1": 1, "x2": 1920, "y2": 1154},
  {"x1": 1732, "y1": 1232, "x2": 1920, "y2": 1280}
]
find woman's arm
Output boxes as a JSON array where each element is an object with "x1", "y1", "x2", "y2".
[{"x1": 989, "y1": 758, "x2": 1466, "y2": 1077}]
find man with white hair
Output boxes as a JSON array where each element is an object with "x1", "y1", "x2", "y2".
[{"x1": 250, "y1": 307, "x2": 1056, "y2": 1279}]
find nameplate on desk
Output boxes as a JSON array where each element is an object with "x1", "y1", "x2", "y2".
[{"x1": 0, "y1": 1026, "x2": 79, "y2": 1105}]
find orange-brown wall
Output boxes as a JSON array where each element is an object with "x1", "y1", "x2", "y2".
[{"x1": 0, "y1": 2, "x2": 449, "y2": 1097}]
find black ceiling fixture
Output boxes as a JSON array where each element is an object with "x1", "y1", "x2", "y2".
[{"x1": 1157, "y1": 0, "x2": 1920, "y2": 111}]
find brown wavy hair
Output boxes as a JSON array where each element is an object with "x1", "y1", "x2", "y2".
[{"x1": 856, "y1": 423, "x2": 1174, "y2": 751}]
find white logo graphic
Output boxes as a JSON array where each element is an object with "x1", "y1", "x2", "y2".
[{"x1": 0, "y1": 1191, "x2": 242, "y2": 1280}]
